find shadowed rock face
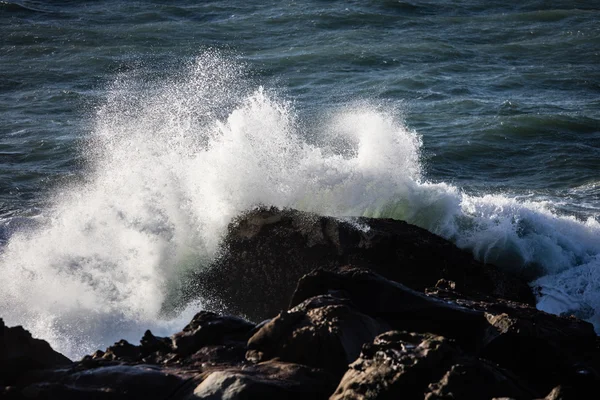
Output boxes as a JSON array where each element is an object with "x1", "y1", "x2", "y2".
[
  {"x1": 291, "y1": 267, "x2": 600, "y2": 396},
  {"x1": 189, "y1": 360, "x2": 335, "y2": 400},
  {"x1": 2, "y1": 208, "x2": 599, "y2": 399},
  {"x1": 289, "y1": 267, "x2": 488, "y2": 348},
  {"x1": 193, "y1": 207, "x2": 535, "y2": 321},
  {"x1": 3, "y1": 267, "x2": 599, "y2": 400},
  {"x1": 0, "y1": 318, "x2": 71, "y2": 386},
  {"x1": 331, "y1": 331, "x2": 538, "y2": 400},
  {"x1": 246, "y1": 294, "x2": 391, "y2": 378}
]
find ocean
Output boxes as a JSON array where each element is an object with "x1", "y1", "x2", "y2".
[{"x1": 1, "y1": 0, "x2": 599, "y2": 359}]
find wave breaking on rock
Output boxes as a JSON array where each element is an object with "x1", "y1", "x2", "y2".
[{"x1": 2, "y1": 208, "x2": 598, "y2": 399}]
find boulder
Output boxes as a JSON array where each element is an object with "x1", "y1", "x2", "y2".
[
  {"x1": 290, "y1": 267, "x2": 488, "y2": 347},
  {"x1": 294, "y1": 267, "x2": 600, "y2": 397},
  {"x1": 188, "y1": 360, "x2": 334, "y2": 400},
  {"x1": 193, "y1": 208, "x2": 534, "y2": 321},
  {"x1": 4, "y1": 207, "x2": 600, "y2": 400},
  {"x1": 246, "y1": 295, "x2": 390, "y2": 377},
  {"x1": 171, "y1": 311, "x2": 255, "y2": 358},
  {"x1": 10, "y1": 365, "x2": 184, "y2": 400},
  {"x1": 95, "y1": 312, "x2": 255, "y2": 366},
  {"x1": 0, "y1": 318, "x2": 71, "y2": 385},
  {"x1": 428, "y1": 286, "x2": 600, "y2": 395},
  {"x1": 331, "y1": 331, "x2": 537, "y2": 400}
]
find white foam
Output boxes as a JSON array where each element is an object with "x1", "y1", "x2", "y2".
[{"x1": 1, "y1": 53, "x2": 599, "y2": 359}]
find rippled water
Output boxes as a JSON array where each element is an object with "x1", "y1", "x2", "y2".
[{"x1": 1, "y1": 0, "x2": 599, "y2": 358}]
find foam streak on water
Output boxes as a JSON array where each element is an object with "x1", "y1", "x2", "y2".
[{"x1": 0, "y1": 54, "x2": 598, "y2": 359}]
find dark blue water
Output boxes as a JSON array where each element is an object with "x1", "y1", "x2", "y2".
[{"x1": 1, "y1": 0, "x2": 599, "y2": 359}]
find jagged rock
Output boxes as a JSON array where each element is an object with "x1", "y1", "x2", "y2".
[
  {"x1": 424, "y1": 360, "x2": 537, "y2": 399},
  {"x1": 187, "y1": 344, "x2": 248, "y2": 365},
  {"x1": 295, "y1": 267, "x2": 600, "y2": 397},
  {"x1": 0, "y1": 318, "x2": 71, "y2": 385},
  {"x1": 140, "y1": 330, "x2": 172, "y2": 354},
  {"x1": 331, "y1": 331, "x2": 458, "y2": 400},
  {"x1": 90, "y1": 349, "x2": 105, "y2": 359},
  {"x1": 481, "y1": 311, "x2": 599, "y2": 395},
  {"x1": 428, "y1": 286, "x2": 600, "y2": 395},
  {"x1": 290, "y1": 267, "x2": 488, "y2": 347},
  {"x1": 188, "y1": 360, "x2": 334, "y2": 400},
  {"x1": 95, "y1": 312, "x2": 255, "y2": 366},
  {"x1": 246, "y1": 295, "x2": 390, "y2": 377},
  {"x1": 4, "y1": 208, "x2": 600, "y2": 400},
  {"x1": 97, "y1": 335, "x2": 171, "y2": 364},
  {"x1": 193, "y1": 208, "x2": 534, "y2": 321},
  {"x1": 331, "y1": 331, "x2": 537, "y2": 400},
  {"x1": 172, "y1": 311, "x2": 255, "y2": 358},
  {"x1": 101, "y1": 339, "x2": 142, "y2": 362}
]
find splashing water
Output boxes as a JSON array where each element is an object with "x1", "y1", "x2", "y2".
[{"x1": 1, "y1": 53, "x2": 599, "y2": 359}]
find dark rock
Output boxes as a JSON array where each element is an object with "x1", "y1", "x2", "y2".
[
  {"x1": 429, "y1": 286, "x2": 600, "y2": 395},
  {"x1": 3, "y1": 208, "x2": 600, "y2": 400},
  {"x1": 332, "y1": 331, "x2": 538, "y2": 400},
  {"x1": 541, "y1": 385, "x2": 583, "y2": 400},
  {"x1": 14, "y1": 365, "x2": 184, "y2": 400},
  {"x1": 188, "y1": 344, "x2": 248, "y2": 365},
  {"x1": 90, "y1": 350, "x2": 105, "y2": 360},
  {"x1": 95, "y1": 312, "x2": 255, "y2": 367},
  {"x1": 136, "y1": 330, "x2": 174, "y2": 364},
  {"x1": 193, "y1": 208, "x2": 534, "y2": 321},
  {"x1": 331, "y1": 331, "x2": 458, "y2": 400},
  {"x1": 172, "y1": 311, "x2": 255, "y2": 357},
  {"x1": 294, "y1": 267, "x2": 600, "y2": 396},
  {"x1": 189, "y1": 360, "x2": 335, "y2": 400},
  {"x1": 481, "y1": 311, "x2": 599, "y2": 395},
  {"x1": 140, "y1": 330, "x2": 172, "y2": 354},
  {"x1": 247, "y1": 295, "x2": 390, "y2": 377},
  {"x1": 0, "y1": 318, "x2": 71, "y2": 385},
  {"x1": 290, "y1": 267, "x2": 488, "y2": 347},
  {"x1": 101, "y1": 340, "x2": 142, "y2": 362},
  {"x1": 425, "y1": 360, "x2": 537, "y2": 400}
]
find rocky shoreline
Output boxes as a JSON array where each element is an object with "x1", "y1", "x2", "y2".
[{"x1": 2, "y1": 208, "x2": 599, "y2": 399}]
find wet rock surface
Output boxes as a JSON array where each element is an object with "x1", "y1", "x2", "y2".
[
  {"x1": 2, "y1": 208, "x2": 598, "y2": 399},
  {"x1": 193, "y1": 208, "x2": 535, "y2": 321}
]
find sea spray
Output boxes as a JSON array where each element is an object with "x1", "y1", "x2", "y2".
[
  {"x1": 0, "y1": 54, "x2": 424, "y2": 358},
  {"x1": 1, "y1": 53, "x2": 599, "y2": 359}
]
